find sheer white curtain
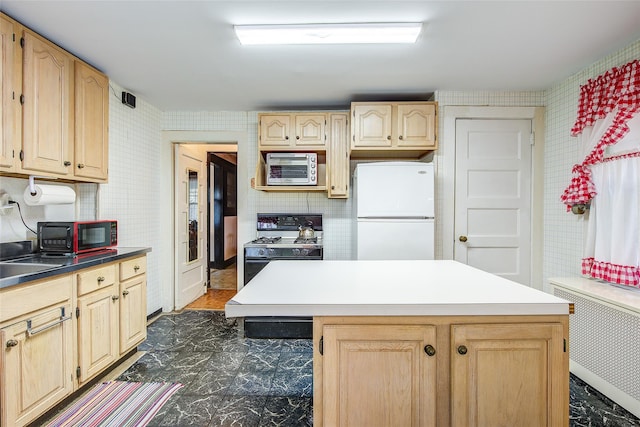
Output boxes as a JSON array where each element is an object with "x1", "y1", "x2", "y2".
[{"x1": 584, "y1": 112, "x2": 640, "y2": 287}]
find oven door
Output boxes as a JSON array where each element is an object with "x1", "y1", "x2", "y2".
[{"x1": 244, "y1": 258, "x2": 270, "y2": 285}]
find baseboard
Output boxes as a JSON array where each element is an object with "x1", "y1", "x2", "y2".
[{"x1": 147, "y1": 308, "x2": 162, "y2": 321}]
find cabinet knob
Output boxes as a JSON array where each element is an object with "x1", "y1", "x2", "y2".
[
  {"x1": 122, "y1": 290, "x2": 130, "y2": 297},
  {"x1": 285, "y1": 136, "x2": 289, "y2": 140},
  {"x1": 97, "y1": 276, "x2": 105, "y2": 283},
  {"x1": 64, "y1": 161, "x2": 71, "y2": 166},
  {"x1": 424, "y1": 344, "x2": 436, "y2": 356},
  {"x1": 399, "y1": 135, "x2": 404, "y2": 140},
  {"x1": 331, "y1": 185, "x2": 335, "y2": 190},
  {"x1": 296, "y1": 136, "x2": 300, "y2": 140},
  {"x1": 457, "y1": 345, "x2": 468, "y2": 355},
  {"x1": 459, "y1": 235, "x2": 468, "y2": 242},
  {"x1": 6, "y1": 339, "x2": 18, "y2": 348},
  {"x1": 77, "y1": 163, "x2": 85, "y2": 169},
  {"x1": 387, "y1": 135, "x2": 391, "y2": 140},
  {"x1": 112, "y1": 295, "x2": 119, "y2": 301},
  {"x1": 134, "y1": 265, "x2": 140, "y2": 272}
]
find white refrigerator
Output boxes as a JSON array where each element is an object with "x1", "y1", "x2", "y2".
[{"x1": 354, "y1": 162, "x2": 434, "y2": 260}]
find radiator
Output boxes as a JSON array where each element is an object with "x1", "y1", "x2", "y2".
[{"x1": 549, "y1": 277, "x2": 640, "y2": 419}]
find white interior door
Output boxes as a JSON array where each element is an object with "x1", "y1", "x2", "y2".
[
  {"x1": 454, "y1": 119, "x2": 532, "y2": 285},
  {"x1": 174, "y1": 144, "x2": 207, "y2": 309}
]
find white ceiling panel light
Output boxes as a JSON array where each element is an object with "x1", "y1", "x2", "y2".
[{"x1": 234, "y1": 23, "x2": 422, "y2": 45}]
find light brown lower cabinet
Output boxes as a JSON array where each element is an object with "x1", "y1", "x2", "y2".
[
  {"x1": 0, "y1": 254, "x2": 148, "y2": 427},
  {"x1": 0, "y1": 275, "x2": 75, "y2": 427},
  {"x1": 314, "y1": 315, "x2": 569, "y2": 427},
  {"x1": 322, "y1": 324, "x2": 437, "y2": 426},
  {"x1": 76, "y1": 272, "x2": 120, "y2": 384},
  {"x1": 119, "y1": 256, "x2": 147, "y2": 354}
]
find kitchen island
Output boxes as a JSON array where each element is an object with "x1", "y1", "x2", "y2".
[{"x1": 226, "y1": 260, "x2": 571, "y2": 427}]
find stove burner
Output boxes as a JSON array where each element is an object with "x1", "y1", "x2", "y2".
[
  {"x1": 251, "y1": 236, "x2": 282, "y2": 244},
  {"x1": 294, "y1": 237, "x2": 317, "y2": 244}
]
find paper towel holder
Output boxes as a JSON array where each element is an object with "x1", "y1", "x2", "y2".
[{"x1": 28, "y1": 175, "x2": 57, "y2": 196}]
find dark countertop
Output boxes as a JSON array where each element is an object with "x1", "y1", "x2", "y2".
[{"x1": 0, "y1": 247, "x2": 152, "y2": 290}]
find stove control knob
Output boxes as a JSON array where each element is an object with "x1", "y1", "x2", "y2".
[
  {"x1": 301, "y1": 249, "x2": 310, "y2": 256},
  {"x1": 292, "y1": 248, "x2": 300, "y2": 256},
  {"x1": 258, "y1": 249, "x2": 266, "y2": 256}
]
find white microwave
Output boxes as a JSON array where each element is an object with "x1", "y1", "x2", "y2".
[{"x1": 266, "y1": 153, "x2": 317, "y2": 185}]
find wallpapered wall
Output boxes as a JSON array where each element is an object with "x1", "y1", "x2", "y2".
[{"x1": 2, "y1": 39, "x2": 638, "y2": 316}]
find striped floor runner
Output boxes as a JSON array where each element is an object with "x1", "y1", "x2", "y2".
[{"x1": 45, "y1": 381, "x2": 183, "y2": 427}]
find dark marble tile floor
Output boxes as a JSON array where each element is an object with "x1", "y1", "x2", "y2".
[{"x1": 113, "y1": 310, "x2": 639, "y2": 427}]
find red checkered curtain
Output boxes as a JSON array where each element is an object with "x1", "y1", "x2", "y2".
[{"x1": 561, "y1": 59, "x2": 640, "y2": 288}]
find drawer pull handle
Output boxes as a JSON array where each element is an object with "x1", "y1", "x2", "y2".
[
  {"x1": 457, "y1": 345, "x2": 468, "y2": 355},
  {"x1": 27, "y1": 307, "x2": 71, "y2": 337},
  {"x1": 134, "y1": 265, "x2": 140, "y2": 272},
  {"x1": 112, "y1": 295, "x2": 119, "y2": 301},
  {"x1": 424, "y1": 344, "x2": 436, "y2": 356},
  {"x1": 6, "y1": 339, "x2": 18, "y2": 348},
  {"x1": 122, "y1": 290, "x2": 130, "y2": 297},
  {"x1": 97, "y1": 276, "x2": 105, "y2": 283}
]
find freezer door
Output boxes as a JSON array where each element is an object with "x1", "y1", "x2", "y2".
[
  {"x1": 355, "y1": 162, "x2": 434, "y2": 218},
  {"x1": 357, "y1": 219, "x2": 434, "y2": 260}
]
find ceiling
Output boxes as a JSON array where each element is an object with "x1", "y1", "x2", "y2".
[{"x1": 3, "y1": 1, "x2": 640, "y2": 112}]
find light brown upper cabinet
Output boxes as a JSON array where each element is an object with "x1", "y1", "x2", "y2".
[
  {"x1": 259, "y1": 113, "x2": 326, "y2": 149},
  {"x1": 21, "y1": 28, "x2": 74, "y2": 177},
  {"x1": 0, "y1": 12, "x2": 109, "y2": 183},
  {"x1": 351, "y1": 101, "x2": 437, "y2": 158},
  {"x1": 0, "y1": 14, "x2": 20, "y2": 172},
  {"x1": 74, "y1": 61, "x2": 109, "y2": 181},
  {"x1": 327, "y1": 113, "x2": 350, "y2": 198}
]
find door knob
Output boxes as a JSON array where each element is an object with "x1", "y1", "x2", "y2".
[{"x1": 459, "y1": 235, "x2": 468, "y2": 242}]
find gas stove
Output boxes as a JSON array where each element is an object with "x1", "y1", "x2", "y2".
[
  {"x1": 243, "y1": 213, "x2": 323, "y2": 339},
  {"x1": 244, "y1": 214, "x2": 323, "y2": 258}
]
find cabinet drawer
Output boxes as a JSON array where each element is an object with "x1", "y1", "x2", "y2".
[
  {"x1": 77, "y1": 264, "x2": 116, "y2": 296},
  {"x1": 120, "y1": 256, "x2": 146, "y2": 281},
  {"x1": 0, "y1": 275, "x2": 73, "y2": 325}
]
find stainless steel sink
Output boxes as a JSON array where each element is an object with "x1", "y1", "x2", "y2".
[{"x1": 0, "y1": 258, "x2": 64, "y2": 279}]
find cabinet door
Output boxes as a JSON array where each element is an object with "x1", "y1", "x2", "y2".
[
  {"x1": 322, "y1": 324, "x2": 437, "y2": 427},
  {"x1": 327, "y1": 113, "x2": 349, "y2": 198},
  {"x1": 396, "y1": 104, "x2": 436, "y2": 148},
  {"x1": 1, "y1": 304, "x2": 74, "y2": 427},
  {"x1": 294, "y1": 114, "x2": 326, "y2": 147},
  {"x1": 451, "y1": 323, "x2": 567, "y2": 427},
  {"x1": 351, "y1": 104, "x2": 392, "y2": 147},
  {"x1": 21, "y1": 30, "x2": 73, "y2": 176},
  {"x1": 74, "y1": 61, "x2": 109, "y2": 181},
  {"x1": 0, "y1": 15, "x2": 19, "y2": 172},
  {"x1": 77, "y1": 286, "x2": 119, "y2": 384},
  {"x1": 259, "y1": 114, "x2": 292, "y2": 147},
  {"x1": 119, "y1": 275, "x2": 147, "y2": 354}
]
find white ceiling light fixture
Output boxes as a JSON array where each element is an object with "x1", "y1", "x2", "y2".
[{"x1": 234, "y1": 23, "x2": 422, "y2": 45}]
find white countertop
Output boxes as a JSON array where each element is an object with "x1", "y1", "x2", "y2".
[{"x1": 225, "y1": 260, "x2": 570, "y2": 317}]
